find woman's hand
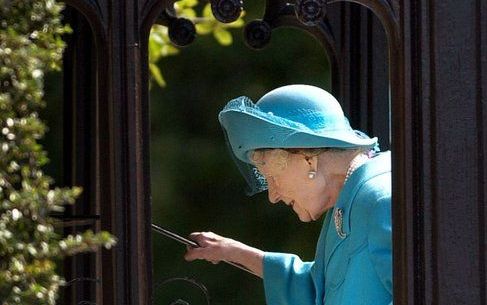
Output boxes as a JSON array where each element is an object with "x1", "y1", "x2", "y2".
[
  {"x1": 184, "y1": 231, "x2": 265, "y2": 278},
  {"x1": 184, "y1": 232, "x2": 238, "y2": 264}
]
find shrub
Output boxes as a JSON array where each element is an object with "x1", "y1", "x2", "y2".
[{"x1": 0, "y1": 1, "x2": 116, "y2": 304}]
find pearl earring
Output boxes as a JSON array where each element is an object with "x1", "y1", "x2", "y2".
[{"x1": 308, "y1": 170, "x2": 316, "y2": 179}]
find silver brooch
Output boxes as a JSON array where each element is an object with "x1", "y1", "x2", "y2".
[{"x1": 334, "y1": 208, "x2": 347, "y2": 239}]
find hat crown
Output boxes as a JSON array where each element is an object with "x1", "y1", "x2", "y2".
[{"x1": 256, "y1": 85, "x2": 348, "y2": 132}]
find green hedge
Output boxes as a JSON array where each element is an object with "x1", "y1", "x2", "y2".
[{"x1": 0, "y1": 1, "x2": 116, "y2": 304}]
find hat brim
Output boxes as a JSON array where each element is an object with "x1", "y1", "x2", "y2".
[{"x1": 219, "y1": 109, "x2": 378, "y2": 164}]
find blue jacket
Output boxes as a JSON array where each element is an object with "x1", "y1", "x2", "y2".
[{"x1": 262, "y1": 152, "x2": 392, "y2": 305}]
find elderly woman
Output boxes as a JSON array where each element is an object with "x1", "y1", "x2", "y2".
[{"x1": 184, "y1": 85, "x2": 392, "y2": 305}]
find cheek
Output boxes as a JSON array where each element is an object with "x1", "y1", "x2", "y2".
[
  {"x1": 284, "y1": 176, "x2": 308, "y2": 197},
  {"x1": 301, "y1": 177, "x2": 331, "y2": 210}
]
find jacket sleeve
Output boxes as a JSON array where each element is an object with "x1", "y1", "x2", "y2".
[
  {"x1": 366, "y1": 195, "x2": 393, "y2": 296},
  {"x1": 263, "y1": 252, "x2": 316, "y2": 305}
]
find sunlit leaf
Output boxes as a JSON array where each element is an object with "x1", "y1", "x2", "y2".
[
  {"x1": 195, "y1": 23, "x2": 214, "y2": 35},
  {"x1": 180, "y1": 8, "x2": 197, "y2": 18},
  {"x1": 203, "y1": 3, "x2": 213, "y2": 18},
  {"x1": 161, "y1": 44, "x2": 179, "y2": 57},
  {"x1": 146, "y1": 1, "x2": 244, "y2": 88},
  {"x1": 148, "y1": 34, "x2": 162, "y2": 62},
  {"x1": 225, "y1": 12, "x2": 246, "y2": 28},
  {"x1": 213, "y1": 28, "x2": 233, "y2": 46},
  {"x1": 149, "y1": 63, "x2": 166, "y2": 87},
  {"x1": 175, "y1": 0, "x2": 198, "y2": 9}
]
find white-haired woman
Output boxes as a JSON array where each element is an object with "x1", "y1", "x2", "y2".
[{"x1": 185, "y1": 85, "x2": 392, "y2": 305}]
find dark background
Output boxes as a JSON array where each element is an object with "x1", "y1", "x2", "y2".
[{"x1": 43, "y1": 2, "x2": 332, "y2": 304}]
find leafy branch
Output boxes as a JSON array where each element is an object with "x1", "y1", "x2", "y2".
[
  {"x1": 0, "y1": 1, "x2": 116, "y2": 304},
  {"x1": 149, "y1": 0, "x2": 244, "y2": 87}
]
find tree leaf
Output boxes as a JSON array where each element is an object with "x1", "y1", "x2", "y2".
[
  {"x1": 149, "y1": 63, "x2": 166, "y2": 87},
  {"x1": 175, "y1": 0, "x2": 198, "y2": 9},
  {"x1": 203, "y1": 3, "x2": 213, "y2": 18},
  {"x1": 180, "y1": 8, "x2": 197, "y2": 18},
  {"x1": 213, "y1": 28, "x2": 233, "y2": 46},
  {"x1": 195, "y1": 22, "x2": 214, "y2": 35}
]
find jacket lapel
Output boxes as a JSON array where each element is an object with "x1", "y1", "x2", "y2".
[{"x1": 323, "y1": 152, "x2": 391, "y2": 272}]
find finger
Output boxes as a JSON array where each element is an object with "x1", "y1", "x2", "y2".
[
  {"x1": 201, "y1": 231, "x2": 220, "y2": 240},
  {"x1": 189, "y1": 232, "x2": 202, "y2": 239},
  {"x1": 190, "y1": 232, "x2": 216, "y2": 246},
  {"x1": 189, "y1": 232, "x2": 207, "y2": 245},
  {"x1": 184, "y1": 247, "x2": 208, "y2": 262}
]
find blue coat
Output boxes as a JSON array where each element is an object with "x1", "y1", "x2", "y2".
[{"x1": 262, "y1": 152, "x2": 392, "y2": 305}]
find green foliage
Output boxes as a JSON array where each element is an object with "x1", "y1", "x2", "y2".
[
  {"x1": 0, "y1": 1, "x2": 116, "y2": 304},
  {"x1": 148, "y1": 0, "x2": 244, "y2": 87}
]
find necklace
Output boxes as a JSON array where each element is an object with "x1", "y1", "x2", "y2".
[{"x1": 344, "y1": 153, "x2": 370, "y2": 183}]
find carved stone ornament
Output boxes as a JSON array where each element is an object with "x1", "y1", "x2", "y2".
[
  {"x1": 243, "y1": 20, "x2": 272, "y2": 50},
  {"x1": 294, "y1": 0, "x2": 327, "y2": 26},
  {"x1": 168, "y1": 17, "x2": 196, "y2": 47},
  {"x1": 210, "y1": 0, "x2": 244, "y2": 23}
]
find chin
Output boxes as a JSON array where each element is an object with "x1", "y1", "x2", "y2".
[{"x1": 297, "y1": 213, "x2": 314, "y2": 223}]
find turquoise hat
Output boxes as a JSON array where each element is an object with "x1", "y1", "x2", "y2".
[{"x1": 218, "y1": 84, "x2": 378, "y2": 195}]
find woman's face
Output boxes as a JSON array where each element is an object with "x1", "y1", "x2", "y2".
[{"x1": 253, "y1": 149, "x2": 344, "y2": 222}]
